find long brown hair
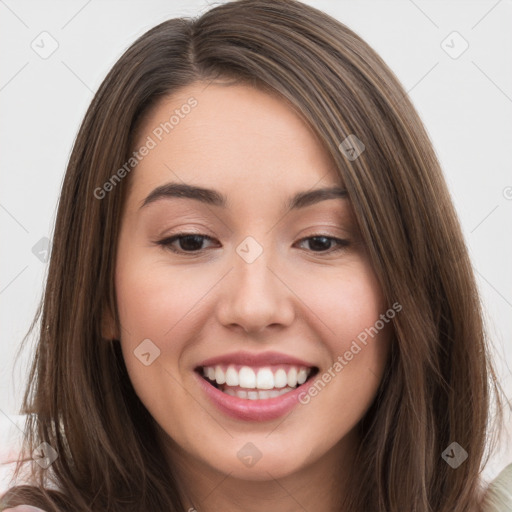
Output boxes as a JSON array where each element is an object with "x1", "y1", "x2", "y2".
[{"x1": 1, "y1": 0, "x2": 504, "y2": 510}]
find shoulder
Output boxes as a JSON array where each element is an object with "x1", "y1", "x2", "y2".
[{"x1": 481, "y1": 463, "x2": 512, "y2": 512}]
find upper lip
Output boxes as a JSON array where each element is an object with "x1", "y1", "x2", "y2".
[{"x1": 195, "y1": 351, "x2": 317, "y2": 369}]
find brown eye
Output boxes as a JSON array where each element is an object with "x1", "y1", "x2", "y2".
[
  {"x1": 157, "y1": 233, "x2": 217, "y2": 254},
  {"x1": 156, "y1": 233, "x2": 350, "y2": 256},
  {"x1": 296, "y1": 235, "x2": 350, "y2": 253}
]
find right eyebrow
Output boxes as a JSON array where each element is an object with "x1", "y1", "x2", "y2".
[{"x1": 140, "y1": 182, "x2": 226, "y2": 209}]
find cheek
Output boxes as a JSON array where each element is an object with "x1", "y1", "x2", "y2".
[
  {"x1": 115, "y1": 256, "x2": 208, "y2": 338},
  {"x1": 114, "y1": 258, "x2": 196, "y2": 431},
  {"x1": 113, "y1": 256, "x2": 190, "y2": 390},
  {"x1": 338, "y1": 269, "x2": 390, "y2": 371},
  {"x1": 114, "y1": 254, "x2": 221, "y2": 404},
  {"x1": 304, "y1": 262, "x2": 386, "y2": 345},
  {"x1": 299, "y1": 261, "x2": 391, "y2": 407}
]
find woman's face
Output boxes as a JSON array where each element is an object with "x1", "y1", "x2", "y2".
[{"x1": 111, "y1": 81, "x2": 393, "y2": 483}]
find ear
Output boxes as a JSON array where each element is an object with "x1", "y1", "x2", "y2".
[{"x1": 101, "y1": 303, "x2": 119, "y2": 340}]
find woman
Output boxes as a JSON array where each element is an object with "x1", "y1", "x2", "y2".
[{"x1": 1, "y1": 0, "x2": 510, "y2": 510}]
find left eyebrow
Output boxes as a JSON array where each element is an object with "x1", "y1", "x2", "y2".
[
  {"x1": 139, "y1": 182, "x2": 348, "y2": 210},
  {"x1": 288, "y1": 186, "x2": 348, "y2": 209}
]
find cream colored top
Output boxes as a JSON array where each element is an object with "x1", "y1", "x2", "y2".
[{"x1": 482, "y1": 463, "x2": 512, "y2": 511}]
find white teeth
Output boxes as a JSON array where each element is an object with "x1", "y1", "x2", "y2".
[
  {"x1": 297, "y1": 368, "x2": 308, "y2": 385},
  {"x1": 202, "y1": 364, "x2": 314, "y2": 390},
  {"x1": 225, "y1": 366, "x2": 239, "y2": 386},
  {"x1": 287, "y1": 367, "x2": 297, "y2": 387},
  {"x1": 239, "y1": 366, "x2": 256, "y2": 388},
  {"x1": 272, "y1": 387, "x2": 294, "y2": 398},
  {"x1": 274, "y1": 369, "x2": 288, "y2": 388},
  {"x1": 234, "y1": 387, "x2": 293, "y2": 400},
  {"x1": 256, "y1": 368, "x2": 274, "y2": 390},
  {"x1": 215, "y1": 366, "x2": 226, "y2": 385},
  {"x1": 223, "y1": 387, "x2": 295, "y2": 400}
]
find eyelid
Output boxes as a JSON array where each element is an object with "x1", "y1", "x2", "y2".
[
  {"x1": 155, "y1": 231, "x2": 351, "y2": 256},
  {"x1": 154, "y1": 233, "x2": 218, "y2": 256},
  {"x1": 295, "y1": 233, "x2": 351, "y2": 254}
]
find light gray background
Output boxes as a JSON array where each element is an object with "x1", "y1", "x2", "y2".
[{"x1": 1, "y1": 0, "x2": 511, "y2": 481}]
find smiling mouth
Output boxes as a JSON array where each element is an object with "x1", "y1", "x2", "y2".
[{"x1": 195, "y1": 365, "x2": 319, "y2": 400}]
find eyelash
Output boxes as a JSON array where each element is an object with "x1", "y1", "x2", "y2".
[{"x1": 155, "y1": 232, "x2": 350, "y2": 256}]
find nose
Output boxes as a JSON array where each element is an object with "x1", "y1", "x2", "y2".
[{"x1": 215, "y1": 244, "x2": 296, "y2": 335}]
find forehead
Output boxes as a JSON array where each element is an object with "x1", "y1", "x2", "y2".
[{"x1": 127, "y1": 81, "x2": 342, "y2": 209}]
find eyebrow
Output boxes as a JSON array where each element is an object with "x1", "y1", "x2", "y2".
[{"x1": 140, "y1": 182, "x2": 347, "y2": 210}]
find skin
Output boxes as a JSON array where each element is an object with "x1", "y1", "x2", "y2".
[{"x1": 105, "y1": 81, "x2": 393, "y2": 512}]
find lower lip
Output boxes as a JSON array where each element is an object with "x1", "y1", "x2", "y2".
[{"x1": 194, "y1": 371, "x2": 317, "y2": 422}]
